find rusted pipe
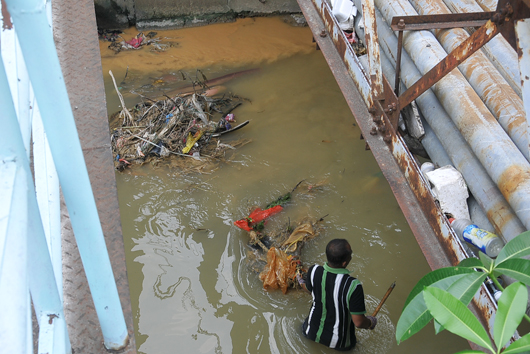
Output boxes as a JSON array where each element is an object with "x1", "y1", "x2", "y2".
[
  {"x1": 440, "y1": 0, "x2": 521, "y2": 97},
  {"x1": 407, "y1": 0, "x2": 529, "y2": 162},
  {"x1": 516, "y1": 20, "x2": 530, "y2": 162},
  {"x1": 374, "y1": 0, "x2": 530, "y2": 231},
  {"x1": 356, "y1": 2, "x2": 528, "y2": 240}
]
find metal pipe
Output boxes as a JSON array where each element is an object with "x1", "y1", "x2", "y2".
[
  {"x1": 0, "y1": 161, "x2": 29, "y2": 354},
  {"x1": 1, "y1": 42, "x2": 71, "y2": 354},
  {"x1": 474, "y1": 0, "x2": 495, "y2": 11},
  {"x1": 0, "y1": 57, "x2": 30, "y2": 354},
  {"x1": 33, "y1": 111, "x2": 63, "y2": 301},
  {"x1": 374, "y1": 0, "x2": 530, "y2": 231},
  {"x1": 407, "y1": 0, "x2": 529, "y2": 162},
  {"x1": 356, "y1": 1, "x2": 527, "y2": 240},
  {"x1": 440, "y1": 0, "x2": 522, "y2": 97},
  {"x1": 516, "y1": 19, "x2": 530, "y2": 164},
  {"x1": 4, "y1": 0, "x2": 128, "y2": 350}
]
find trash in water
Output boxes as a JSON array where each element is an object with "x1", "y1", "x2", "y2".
[
  {"x1": 109, "y1": 69, "x2": 251, "y2": 173},
  {"x1": 102, "y1": 31, "x2": 177, "y2": 53},
  {"x1": 234, "y1": 181, "x2": 328, "y2": 294}
]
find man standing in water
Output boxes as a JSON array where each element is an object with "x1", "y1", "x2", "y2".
[{"x1": 298, "y1": 238, "x2": 377, "y2": 351}]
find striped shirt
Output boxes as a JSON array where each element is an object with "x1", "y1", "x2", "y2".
[{"x1": 303, "y1": 263, "x2": 366, "y2": 349}]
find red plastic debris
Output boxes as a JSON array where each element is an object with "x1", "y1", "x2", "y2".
[
  {"x1": 126, "y1": 37, "x2": 143, "y2": 48},
  {"x1": 234, "y1": 205, "x2": 283, "y2": 231}
]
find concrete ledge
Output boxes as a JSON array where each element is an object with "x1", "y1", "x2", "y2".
[{"x1": 95, "y1": 0, "x2": 301, "y2": 29}]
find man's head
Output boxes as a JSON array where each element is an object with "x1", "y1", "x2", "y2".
[{"x1": 326, "y1": 239, "x2": 352, "y2": 268}]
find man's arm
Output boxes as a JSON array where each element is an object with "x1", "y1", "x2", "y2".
[{"x1": 351, "y1": 314, "x2": 377, "y2": 330}]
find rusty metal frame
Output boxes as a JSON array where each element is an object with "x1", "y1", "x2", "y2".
[
  {"x1": 391, "y1": 0, "x2": 530, "y2": 107},
  {"x1": 297, "y1": 0, "x2": 498, "y2": 342}
]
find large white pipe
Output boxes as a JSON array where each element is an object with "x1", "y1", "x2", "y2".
[
  {"x1": 374, "y1": 0, "x2": 530, "y2": 230},
  {"x1": 440, "y1": 0, "x2": 522, "y2": 97},
  {"x1": 356, "y1": 0, "x2": 529, "y2": 236},
  {"x1": 407, "y1": 0, "x2": 529, "y2": 161}
]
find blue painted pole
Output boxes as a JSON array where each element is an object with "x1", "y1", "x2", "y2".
[
  {"x1": 1, "y1": 47, "x2": 71, "y2": 353},
  {"x1": 0, "y1": 54, "x2": 30, "y2": 354},
  {"x1": 4, "y1": 0, "x2": 128, "y2": 349}
]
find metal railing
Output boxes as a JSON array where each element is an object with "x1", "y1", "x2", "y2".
[{"x1": 0, "y1": 0, "x2": 128, "y2": 352}]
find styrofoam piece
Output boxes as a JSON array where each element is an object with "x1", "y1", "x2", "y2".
[
  {"x1": 426, "y1": 165, "x2": 470, "y2": 220},
  {"x1": 331, "y1": 0, "x2": 357, "y2": 23}
]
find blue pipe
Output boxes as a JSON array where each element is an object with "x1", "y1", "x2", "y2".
[{"x1": 4, "y1": 0, "x2": 128, "y2": 349}]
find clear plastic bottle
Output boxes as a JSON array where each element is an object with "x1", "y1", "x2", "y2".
[{"x1": 450, "y1": 218, "x2": 504, "y2": 258}]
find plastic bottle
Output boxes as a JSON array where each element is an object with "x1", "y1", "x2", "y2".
[
  {"x1": 485, "y1": 279, "x2": 502, "y2": 302},
  {"x1": 450, "y1": 218, "x2": 504, "y2": 258}
]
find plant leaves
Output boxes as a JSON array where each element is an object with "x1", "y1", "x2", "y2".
[
  {"x1": 495, "y1": 259, "x2": 530, "y2": 287},
  {"x1": 479, "y1": 251, "x2": 494, "y2": 271},
  {"x1": 447, "y1": 272, "x2": 489, "y2": 305},
  {"x1": 402, "y1": 267, "x2": 475, "y2": 309},
  {"x1": 453, "y1": 351, "x2": 485, "y2": 354},
  {"x1": 493, "y1": 282, "x2": 528, "y2": 350},
  {"x1": 434, "y1": 272, "x2": 488, "y2": 335},
  {"x1": 396, "y1": 274, "x2": 469, "y2": 343},
  {"x1": 423, "y1": 287, "x2": 494, "y2": 353},
  {"x1": 495, "y1": 230, "x2": 530, "y2": 266},
  {"x1": 502, "y1": 332, "x2": 530, "y2": 354},
  {"x1": 458, "y1": 257, "x2": 485, "y2": 270}
]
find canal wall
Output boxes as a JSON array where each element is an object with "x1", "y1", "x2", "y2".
[{"x1": 95, "y1": 0, "x2": 302, "y2": 30}]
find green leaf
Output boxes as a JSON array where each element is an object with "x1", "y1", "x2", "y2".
[
  {"x1": 402, "y1": 267, "x2": 476, "y2": 309},
  {"x1": 396, "y1": 274, "x2": 469, "y2": 343},
  {"x1": 479, "y1": 251, "x2": 494, "y2": 271},
  {"x1": 458, "y1": 257, "x2": 486, "y2": 270},
  {"x1": 453, "y1": 351, "x2": 485, "y2": 354},
  {"x1": 495, "y1": 231, "x2": 530, "y2": 266},
  {"x1": 493, "y1": 282, "x2": 528, "y2": 350},
  {"x1": 502, "y1": 332, "x2": 530, "y2": 354},
  {"x1": 434, "y1": 272, "x2": 488, "y2": 335},
  {"x1": 447, "y1": 272, "x2": 489, "y2": 305},
  {"x1": 434, "y1": 319, "x2": 444, "y2": 334},
  {"x1": 495, "y1": 259, "x2": 530, "y2": 286},
  {"x1": 423, "y1": 287, "x2": 494, "y2": 353}
]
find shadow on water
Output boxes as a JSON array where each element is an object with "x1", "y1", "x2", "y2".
[{"x1": 102, "y1": 17, "x2": 469, "y2": 354}]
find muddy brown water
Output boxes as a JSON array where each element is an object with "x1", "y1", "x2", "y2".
[{"x1": 100, "y1": 17, "x2": 468, "y2": 354}]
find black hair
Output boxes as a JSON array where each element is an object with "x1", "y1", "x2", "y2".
[{"x1": 326, "y1": 239, "x2": 352, "y2": 267}]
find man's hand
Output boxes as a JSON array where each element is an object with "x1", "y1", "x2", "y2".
[
  {"x1": 366, "y1": 315, "x2": 377, "y2": 330},
  {"x1": 296, "y1": 273, "x2": 305, "y2": 286},
  {"x1": 352, "y1": 314, "x2": 376, "y2": 329}
]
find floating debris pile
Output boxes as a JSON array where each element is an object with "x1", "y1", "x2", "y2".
[
  {"x1": 98, "y1": 30, "x2": 176, "y2": 53},
  {"x1": 235, "y1": 181, "x2": 328, "y2": 294},
  {"x1": 109, "y1": 70, "x2": 251, "y2": 173}
]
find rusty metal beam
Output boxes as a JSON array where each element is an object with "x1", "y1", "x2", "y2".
[
  {"x1": 362, "y1": 0, "x2": 384, "y2": 100},
  {"x1": 390, "y1": 12, "x2": 494, "y2": 31},
  {"x1": 298, "y1": 0, "x2": 460, "y2": 269},
  {"x1": 398, "y1": 19, "x2": 500, "y2": 109},
  {"x1": 297, "y1": 0, "x2": 499, "y2": 344},
  {"x1": 496, "y1": 0, "x2": 530, "y2": 50}
]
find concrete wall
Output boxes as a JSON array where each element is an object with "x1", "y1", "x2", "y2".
[{"x1": 94, "y1": 0, "x2": 301, "y2": 30}]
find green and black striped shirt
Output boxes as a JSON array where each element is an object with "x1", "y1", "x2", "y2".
[{"x1": 304, "y1": 263, "x2": 366, "y2": 349}]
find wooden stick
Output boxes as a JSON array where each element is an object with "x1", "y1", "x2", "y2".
[
  {"x1": 372, "y1": 281, "x2": 396, "y2": 317},
  {"x1": 109, "y1": 70, "x2": 134, "y2": 126}
]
